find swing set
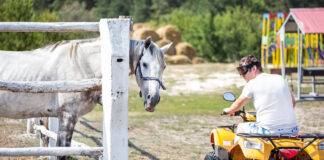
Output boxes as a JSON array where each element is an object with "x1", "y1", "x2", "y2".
[{"x1": 261, "y1": 8, "x2": 324, "y2": 101}]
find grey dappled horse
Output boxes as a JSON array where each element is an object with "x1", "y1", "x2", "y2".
[{"x1": 0, "y1": 36, "x2": 171, "y2": 159}]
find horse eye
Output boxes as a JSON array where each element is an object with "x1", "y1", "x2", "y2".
[{"x1": 142, "y1": 63, "x2": 147, "y2": 68}]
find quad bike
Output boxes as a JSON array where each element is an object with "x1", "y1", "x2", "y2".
[{"x1": 204, "y1": 92, "x2": 324, "y2": 160}]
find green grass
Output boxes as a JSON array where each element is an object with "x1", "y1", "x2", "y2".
[{"x1": 95, "y1": 88, "x2": 255, "y2": 118}]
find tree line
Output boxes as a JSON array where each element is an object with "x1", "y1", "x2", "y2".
[{"x1": 0, "y1": 0, "x2": 323, "y2": 61}]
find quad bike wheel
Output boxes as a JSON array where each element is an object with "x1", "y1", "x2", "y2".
[
  {"x1": 205, "y1": 145, "x2": 229, "y2": 160},
  {"x1": 204, "y1": 152, "x2": 219, "y2": 160}
]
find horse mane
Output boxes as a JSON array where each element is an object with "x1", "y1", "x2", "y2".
[
  {"x1": 40, "y1": 38, "x2": 99, "y2": 59},
  {"x1": 151, "y1": 43, "x2": 166, "y2": 68}
]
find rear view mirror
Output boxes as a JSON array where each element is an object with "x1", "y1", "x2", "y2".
[{"x1": 223, "y1": 92, "x2": 236, "y2": 102}]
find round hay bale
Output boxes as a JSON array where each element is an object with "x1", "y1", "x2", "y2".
[
  {"x1": 132, "y1": 28, "x2": 160, "y2": 42},
  {"x1": 156, "y1": 39, "x2": 176, "y2": 55},
  {"x1": 156, "y1": 25, "x2": 181, "y2": 43},
  {"x1": 175, "y1": 42, "x2": 196, "y2": 59},
  {"x1": 192, "y1": 57, "x2": 205, "y2": 64},
  {"x1": 168, "y1": 55, "x2": 191, "y2": 65},
  {"x1": 133, "y1": 23, "x2": 153, "y2": 31}
]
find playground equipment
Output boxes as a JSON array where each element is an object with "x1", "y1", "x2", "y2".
[
  {"x1": 261, "y1": 8, "x2": 324, "y2": 101},
  {"x1": 261, "y1": 12, "x2": 286, "y2": 69}
]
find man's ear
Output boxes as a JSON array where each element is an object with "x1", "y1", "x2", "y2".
[{"x1": 252, "y1": 65, "x2": 258, "y2": 72}]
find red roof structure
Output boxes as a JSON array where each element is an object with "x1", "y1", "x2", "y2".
[
  {"x1": 282, "y1": 8, "x2": 324, "y2": 34},
  {"x1": 277, "y1": 8, "x2": 324, "y2": 102}
]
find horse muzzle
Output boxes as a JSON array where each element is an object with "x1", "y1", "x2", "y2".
[{"x1": 144, "y1": 94, "x2": 160, "y2": 112}]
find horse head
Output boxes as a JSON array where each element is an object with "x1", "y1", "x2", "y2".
[{"x1": 134, "y1": 37, "x2": 172, "y2": 112}]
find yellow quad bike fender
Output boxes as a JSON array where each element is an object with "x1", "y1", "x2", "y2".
[
  {"x1": 209, "y1": 127, "x2": 272, "y2": 159},
  {"x1": 210, "y1": 127, "x2": 236, "y2": 151},
  {"x1": 230, "y1": 137, "x2": 272, "y2": 160},
  {"x1": 304, "y1": 139, "x2": 324, "y2": 160},
  {"x1": 209, "y1": 127, "x2": 235, "y2": 159}
]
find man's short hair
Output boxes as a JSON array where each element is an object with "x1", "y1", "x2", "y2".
[{"x1": 239, "y1": 55, "x2": 263, "y2": 72}]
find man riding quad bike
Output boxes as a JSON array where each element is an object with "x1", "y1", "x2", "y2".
[
  {"x1": 205, "y1": 55, "x2": 324, "y2": 159},
  {"x1": 204, "y1": 92, "x2": 324, "y2": 160}
]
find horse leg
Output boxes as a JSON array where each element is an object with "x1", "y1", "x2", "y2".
[{"x1": 56, "y1": 111, "x2": 78, "y2": 160}]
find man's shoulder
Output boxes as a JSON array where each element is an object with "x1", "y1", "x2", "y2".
[{"x1": 259, "y1": 73, "x2": 283, "y2": 80}]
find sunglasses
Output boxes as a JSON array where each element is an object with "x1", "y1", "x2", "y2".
[{"x1": 236, "y1": 62, "x2": 260, "y2": 76}]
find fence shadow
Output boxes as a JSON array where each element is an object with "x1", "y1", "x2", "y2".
[
  {"x1": 79, "y1": 118, "x2": 101, "y2": 133},
  {"x1": 73, "y1": 129, "x2": 102, "y2": 146},
  {"x1": 75, "y1": 118, "x2": 159, "y2": 159},
  {"x1": 128, "y1": 140, "x2": 160, "y2": 160}
]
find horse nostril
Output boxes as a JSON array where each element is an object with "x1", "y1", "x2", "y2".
[{"x1": 147, "y1": 95, "x2": 151, "y2": 99}]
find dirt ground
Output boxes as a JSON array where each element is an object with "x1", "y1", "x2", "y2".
[{"x1": 0, "y1": 63, "x2": 323, "y2": 160}]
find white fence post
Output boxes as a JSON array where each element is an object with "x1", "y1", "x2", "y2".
[
  {"x1": 99, "y1": 19, "x2": 130, "y2": 160},
  {"x1": 49, "y1": 117, "x2": 59, "y2": 160},
  {"x1": 26, "y1": 119, "x2": 33, "y2": 134}
]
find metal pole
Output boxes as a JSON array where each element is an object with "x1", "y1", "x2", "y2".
[
  {"x1": 297, "y1": 29, "x2": 301, "y2": 100},
  {"x1": 280, "y1": 28, "x2": 286, "y2": 77}
]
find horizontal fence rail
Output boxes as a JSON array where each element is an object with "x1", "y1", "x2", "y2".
[
  {"x1": 34, "y1": 125, "x2": 90, "y2": 148},
  {"x1": 0, "y1": 79, "x2": 101, "y2": 93},
  {"x1": 0, "y1": 22, "x2": 99, "y2": 32},
  {"x1": 0, "y1": 147, "x2": 103, "y2": 156}
]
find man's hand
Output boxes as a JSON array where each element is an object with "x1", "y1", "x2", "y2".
[{"x1": 222, "y1": 108, "x2": 234, "y2": 116}]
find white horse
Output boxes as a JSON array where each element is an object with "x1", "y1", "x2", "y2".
[{"x1": 0, "y1": 36, "x2": 172, "y2": 159}]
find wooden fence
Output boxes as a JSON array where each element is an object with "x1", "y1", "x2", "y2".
[{"x1": 0, "y1": 18, "x2": 131, "y2": 160}]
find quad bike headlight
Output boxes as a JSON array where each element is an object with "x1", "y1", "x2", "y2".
[
  {"x1": 319, "y1": 141, "x2": 324, "y2": 150},
  {"x1": 244, "y1": 140, "x2": 262, "y2": 150}
]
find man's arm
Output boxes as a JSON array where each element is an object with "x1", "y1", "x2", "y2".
[{"x1": 223, "y1": 95, "x2": 250, "y2": 115}]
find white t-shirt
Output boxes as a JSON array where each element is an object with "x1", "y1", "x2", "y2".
[{"x1": 241, "y1": 73, "x2": 297, "y2": 130}]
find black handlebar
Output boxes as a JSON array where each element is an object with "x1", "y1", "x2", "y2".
[
  {"x1": 221, "y1": 110, "x2": 244, "y2": 116},
  {"x1": 221, "y1": 111, "x2": 228, "y2": 115},
  {"x1": 234, "y1": 110, "x2": 244, "y2": 116}
]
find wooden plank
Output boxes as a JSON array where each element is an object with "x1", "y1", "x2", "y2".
[
  {"x1": 303, "y1": 67, "x2": 324, "y2": 76},
  {"x1": 0, "y1": 79, "x2": 101, "y2": 93},
  {"x1": 100, "y1": 19, "x2": 130, "y2": 160},
  {"x1": 270, "y1": 67, "x2": 297, "y2": 75},
  {"x1": 0, "y1": 22, "x2": 98, "y2": 32},
  {"x1": 0, "y1": 147, "x2": 103, "y2": 156},
  {"x1": 34, "y1": 124, "x2": 89, "y2": 148}
]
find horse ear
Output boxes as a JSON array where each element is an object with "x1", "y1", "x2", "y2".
[
  {"x1": 144, "y1": 36, "x2": 152, "y2": 49},
  {"x1": 160, "y1": 42, "x2": 173, "y2": 54}
]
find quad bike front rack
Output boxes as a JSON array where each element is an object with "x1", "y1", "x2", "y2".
[{"x1": 237, "y1": 133, "x2": 324, "y2": 159}]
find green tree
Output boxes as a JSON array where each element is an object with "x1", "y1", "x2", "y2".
[
  {"x1": 213, "y1": 6, "x2": 261, "y2": 61},
  {"x1": 130, "y1": 0, "x2": 151, "y2": 22},
  {"x1": 0, "y1": 0, "x2": 80, "y2": 51},
  {"x1": 57, "y1": 1, "x2": 97, "y2": 21},
  {"x1": 94, "y1": 0, "x2": 131, "y2": 19}
]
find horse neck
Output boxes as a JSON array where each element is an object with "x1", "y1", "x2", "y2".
[
  {"x1": 129, "y1": 39, "x2": 144, "y2": 75},
  {"x1": 51, "y1": 38, "x2": 102, "y2": 80},
  {"x1": 53, "y1": 38, "x2": 140, "y2": 79}
]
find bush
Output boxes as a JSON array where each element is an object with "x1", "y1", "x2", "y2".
[
  {"x1": 213, "y1": 6, "x2": 261, "y2": 61},
  {"x1": 152, "y1": 7, "x2": 261, "y2": 62},
  {"x1": 0, "y1": 0, "x2": 84, "y2": 51}
]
